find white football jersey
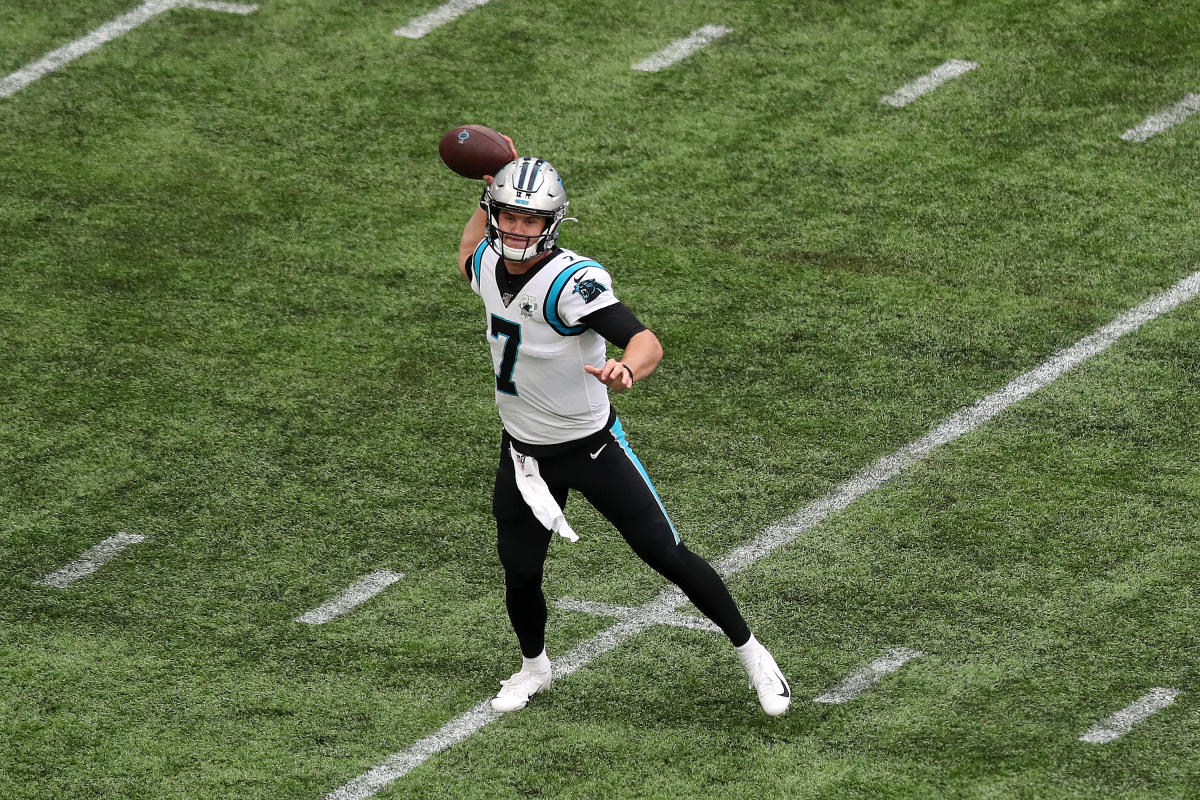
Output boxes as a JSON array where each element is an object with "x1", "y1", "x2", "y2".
[{"x1": 468, "y1": 239, "x2": 621, "y2": 445}]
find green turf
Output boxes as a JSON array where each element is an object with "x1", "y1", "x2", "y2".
[{"x1": 1, "y1": 0, "x2": 1198, "y2": 797}]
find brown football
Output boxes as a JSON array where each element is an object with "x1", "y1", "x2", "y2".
[{"x1": 439, "y1": 124, "x2": 514, "y2": 180}]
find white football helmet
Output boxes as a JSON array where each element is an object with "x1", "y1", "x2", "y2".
[{"x1": 484, "y1": 157, "x2": 570, "y2": 262}]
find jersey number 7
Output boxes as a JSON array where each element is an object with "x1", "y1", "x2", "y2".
[{"x1": 490, "y1": 315, "x2": 521, "y2": 396}]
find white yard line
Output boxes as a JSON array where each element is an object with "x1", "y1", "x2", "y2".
[
  {"x1": 813, "y1": 648, "x2": 924, "y2": 704},
  {"x1": 35, "y1": 533, "x2": 146, "y2": 588},
  {"x1": 633, "y1": 25, "x2": 732, "y2": 73},
  {"x1": 555, "y1": 596, "x2": 721, "y2": 633},
  {"x1": 179, "y1": 1, "x2": 257, "y2": 12},
  {"x1": 881, "y1": 59, "x2": 978, "y2": 108},
  {"x1": 297, "y1": 571, "x2": 404, "y2": 625},
  {"x1": 324, "y1": 267, "x2": 1200, "y2": 800},
  {"x1": 1121, "y1": 94, "x2": 1200, "y2": 142},
  {"x1": 713, "y1": 269, "x2": 1200, "y2": 576},
  {"x1": 327, "y1": 619, "x2": 652, "y2": 800},
  {"x1": 0, "y1": 0, "x2": 257, "y2": 100},
  {"x1": 393, "y1": 0, "x2": 493, "y2": 39},
  {"x1": 1080, "y1": 688, "x2": 1180, "y2": 743}
]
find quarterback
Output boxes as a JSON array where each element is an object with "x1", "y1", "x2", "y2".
[{"x1": 458, "y1": 146, "x2": 791, "y2": 716}]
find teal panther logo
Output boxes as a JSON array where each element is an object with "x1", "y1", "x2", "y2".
[{"x1": 572, "y1": 272, "x2": 608, "y2": 304}]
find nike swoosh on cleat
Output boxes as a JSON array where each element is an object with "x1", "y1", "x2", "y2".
[
  {"x1": 590, "y1": 445, "x2": 607, "y2": 459},
  {"x1": 777, "y1": 672, "x2": 791, "y2": 697}
]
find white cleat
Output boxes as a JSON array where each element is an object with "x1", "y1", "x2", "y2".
[
  {"x1": 490, "y1": 668, "x2": 552, "y2": 712},
  {"x1": 745, "y1": 648, "x2": 791, "y2": 717}
]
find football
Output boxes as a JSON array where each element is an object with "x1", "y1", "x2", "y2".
[{"x1": 439, "y1": 124, "x2": 515, "y2": 180}]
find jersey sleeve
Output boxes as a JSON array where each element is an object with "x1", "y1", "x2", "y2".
[
  {"x1": 550, "y1": 263, "x2": 620, "y2": 331},
  {"x1": 466, "y1": 238, "x2": 489, "y2": 296}
]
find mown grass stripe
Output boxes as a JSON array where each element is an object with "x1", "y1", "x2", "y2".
[
  {"x1": 324, "y1": 269, "x2": 1200, "y2": 798},
  {"x1": 35, "y1": 533, "x2": 146, "y2": 589},
  {"x1": 1080, "y1": 688, "x2": 1181, "y2": 743}
]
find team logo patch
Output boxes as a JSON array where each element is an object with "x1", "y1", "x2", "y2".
[
  {"x1": 518, "y1": 294, "x2": 539, "y2": 319},
  {"x1": 572, "y1": 272, "x2": 609, "y2": 304}
]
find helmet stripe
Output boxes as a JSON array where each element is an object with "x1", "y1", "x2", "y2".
[
  {"x1": 526, "y1": 159, "x2": 544, "y2": 191},
  {"x1": 514, "y1": 157, "x2": 546, "y2": 192}
]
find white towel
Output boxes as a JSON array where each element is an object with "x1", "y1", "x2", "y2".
[{"x1": 510, "y1": 445, "x2": 579, "y2": 542}]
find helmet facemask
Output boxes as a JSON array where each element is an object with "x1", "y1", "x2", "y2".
[
  {"x1": 484, "y1": 157, "x2": 570, "y2": 262},
  {"x1": 487, "y1": 206, "x2": 558, "y2": 262}
]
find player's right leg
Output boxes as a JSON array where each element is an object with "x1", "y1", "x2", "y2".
[
  {"x1": 491, "y1": 436, "x2": 559, "y2": 711},
  {"x1": 493, "y1": 518, "x2": 554, "y2": 712}
]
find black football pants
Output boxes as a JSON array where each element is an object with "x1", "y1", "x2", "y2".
[{"x1": 493, "y1": 417, "x2": 752, "y2": 658}]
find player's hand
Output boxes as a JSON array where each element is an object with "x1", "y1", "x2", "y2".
[
  {"x1": 483, "y1": 135, "x2": 519, "y2": 184},
  {"x1": 585, "y1": 360, "x2": 634, "y2": 392}
]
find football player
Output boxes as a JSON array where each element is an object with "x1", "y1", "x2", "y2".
[{"x1": 457, "y1": 143, "x2": 790, "y2": 716}]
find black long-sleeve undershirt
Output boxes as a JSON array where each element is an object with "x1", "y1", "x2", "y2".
[{"x1": 579, "y1": 302, "x2": 647, "y2": 348}]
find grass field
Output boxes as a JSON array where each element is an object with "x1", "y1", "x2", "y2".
[{"x1": 2, "y1": 1, "x2": 1198, "y2": 798}]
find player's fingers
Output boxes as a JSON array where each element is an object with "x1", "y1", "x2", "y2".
[
  {"x1": 500, "y1": 134, "x2": 517, "y2": 159},
  {"x1": 583, "y1": 364, "x2": 601, "y2": 375},
  {"x1": 483, "y1": 175, "x2": 494, "y2": 184},
  {"x1": 586, "y1": 366, "x2": 612, "y2": 384}
]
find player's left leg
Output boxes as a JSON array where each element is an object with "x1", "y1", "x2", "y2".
[{"x1": 575, "y1": 418, "x2": 791, "y2": 715}]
